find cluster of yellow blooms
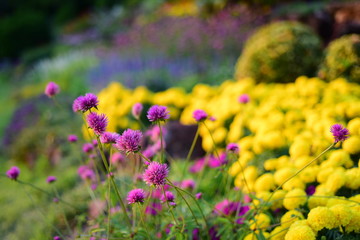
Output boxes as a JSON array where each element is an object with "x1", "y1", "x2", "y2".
[{"x1": 97, "y1": 76, "x2": 360, "y2": 238}]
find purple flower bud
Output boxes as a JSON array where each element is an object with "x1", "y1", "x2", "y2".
[
  {"x1": 86, "y1": 112, "x2": 108, "y2": 136},
  {"x1": 132, "y1": 103, "x2": 143, "y2": 119},
  {"x1": 53, "y1": 236, "x2": 61, "y2": 240},
  {"x1": 82, "y1": 143, "x2": 94, "y2": 153},
  {"x1": 127, "y1": 189, "x2": 146, "y2": 204},
  {"x1": 226, "y1": 143, "x2": 239, "y2": 154},
  {"x1": 161, "y1": 191, "x2": 175, "y2": 203},
  {"x1": 193, "y1": 109, "x2": 208, "y2": 122},
  {"x1": 67, "y1": 134, "x2": 78, "y2": 142},
  {"x1": 6, "y1": 166, "x2": 20, "y2": 180},
  {"x1": 195, "y1": 192, "x2": 202, "y2": 199},
  {"x1": 238, "y1": 94, "x2": 250, "y2": 104},
  {"x1": 330, "y1": 124, "x2": 350, "y2": 143},
  {"x1": 147, "y1": 105, "x2": 170, "y2": 122},
  {"x1": 46, "y1": 176, "x2": 57, "y2": 184},
  {"x1": 45, "y1": 82, "x2": 60, "y2": 97}
]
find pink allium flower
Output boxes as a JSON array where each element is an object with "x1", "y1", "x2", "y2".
[
  {"x1": 67, "y1": 134, "x2": 78, "y2": 142},
  {"x1": 143, "y1": 162, "x2": 169, "y2": 188},
  {"x1": 181, "y1": 179, "x2": 196, "y2": 190},
  {"x1": 147, "y1": 105, "x2": 170, "y2": 122},
  {"x1": 72, "y1": 93, "x2": 99, "y2": 112},
  {"x1": 111, "y1": 152, "x2": 124, "y2": 164},
  {"x1": 115, "y1": 129, "x2": 142, "y2": 153},
  {"x1": 100, "y1": 132, "x2": 120, "y2": 144},
  {"x1": 127, "y1": 189, "x2": 146, "y2": 204},
  {"x1": 82, "y1": 143, "x2": 94, "y2": 153},
  {"x1": 238, "y1": 94, "x2": 250, "y2": 104},
  {"x1": 195, "y1": 192, "x2": 202, "y2": 200},
  {"x1": 161, "y1": 191, "x2": 175, "y2": 203},
  {"x1": 6, "y1": 166, "x2": 20, "y2": 180},
  {"x1": 330, "y1": 124, "x2": 350, "y2": 143},
  {"x1": 86, "y1": 112, "x2": 108, "y2": 135},
  {"x1": 226, "y1": 143, "x2": 239, "y2": 154},
  {"x1": 132, "y1": 103, "x2": 143, "y2": 119},
  {"x1": 45, "y1": 82, "x2": 60, "y2": 97},
  {"x1": 193, "y1": 109, "x2": 208, "y2": 122},
  {"x1": 145, "y1": 202, "x2": 162, "y2": 215},
  {"x1": 46, "y1": 176, "x2": 57, "y2": 183}
]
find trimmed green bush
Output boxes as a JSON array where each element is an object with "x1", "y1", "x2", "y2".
[
  {"x1": 234, "y1": 21, "x2": 323, "y2": 83},
  {"x1": 318, "y1": 34, "x2": 360, "y2": 83}
]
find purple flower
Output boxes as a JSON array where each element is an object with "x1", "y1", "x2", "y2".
[
  {"x1": 6, "y1": 166, "x2": 20, "y2": 180},
  {"x1": 161, "y1": 191, "x2": 175, "y2": 203},
  {"x1": 147, "y1": 105, "x2": 170, "y2": 122},
  {"x1": 189, "y1": 158, "x2": 206, "y2": 173},
  {"x1": 82, "y1": 143, "x2": 94, "y2": 153},
  {"x1": 192, "y1": 228, "x2": 200, "y2": 240},
  {"x1": 53, "y1": 198, "x2": 59, "y2": 203},
  {"x1": 53, "y1": 236, "x2": 61, "y2": 240},
  {"x1": 193, "y1": 109, "x2": 208, "y2": 122},
  {"x1": 100, "y1": 132, "x2": 120, "y2": 144},
  {"x1": 86, "y1": 112, "x2": 108, "y2": 135},
  {"x1": 111, "y1": 152, "x2": 124, "y2": 164},
  {"x1": 44, "y1": 82, "x2": 60, "y2": 97},
  {"x1": 195, "y1": 192, "x2": 202, "y2": 199},
  {"x1": 330, "y1": 124, "x2": 350, "y2": 143},
  {"x1": 226, "y1": 143, "x2": 239, "y2": 154},
  {"x1": 47, "y1": 176, "x2": 57, "y2": 183},
  {"x1": 67, "y1": 134, "x2": 78, "y2": 142},
  {"x1": 208, "y1": 153, "x2": 227, "y2": 168},
  {"x1": 115, "y1": 129, "x2": 142, "y2": 153},
  {"x1": 143, "y1": 162, "x2": 169, "y2": 188},
  {"x1": 306, "y1": 185, "x2": 316, "y2": 196},
  {"x1": 78, "y1": 165, "x2": 95, "y2": 181},
  {"x1": 180, "y1": 179, "x2": 196, "y2": 190},
  {"x1": 72, "y1": 93, "x2": 99, "y2": 112},
  {"x1": 238, "y1": 94, "x2": 250, "y2": 104},
  {"x1": 132, "y1": 103, "x2": 143, "y2": 119},
  {"x1": 127, "y1": 189, "x2": 146, "y2": 204},
  {"x1": 214, "y1": 199, "x2": 244, "y2": 216},
  {"x1": 145, "y1": 202, "x2": 162, "y2": 215}
]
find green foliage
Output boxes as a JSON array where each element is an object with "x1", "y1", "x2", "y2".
[
  {"x1": 235, "y1": 21, "x2": 323, "y2": 83},
  {"x1": 318, "y1": 34, "x2": 360, "y2": 83}
]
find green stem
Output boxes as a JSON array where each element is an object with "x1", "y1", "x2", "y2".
[
  {"x1": 137, "y1": 203, "x2": 151, "y2": 240},
  {"x1": 162, "y1": 186, "x2": 179, "y2": 225},
  {"x1": 138, "y1": 152, "x2": 153, "y2": 164},
  {"x1": 181, "y1": 126, "x2": 200, "y2": 181},
  {"x1": 202, "y1": 122, "x2": 220, "y2": 161},
  {"x1": 53, "y1": 186, "x2": 72, "y2": 235},
  {"x1": 96, "y1": 136, "x2": 132, "y2": 229},
  {"x1": 158, "y1": 122, "x2": 164, "y2": 163}
]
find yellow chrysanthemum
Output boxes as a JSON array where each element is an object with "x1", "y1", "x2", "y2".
[
  {"x1": 330, "y1": 204, "x2": 352, "y2": 227},
  {"x1": 343, "y1": 136, "x2": 360, "y2": 155},
  {"x1": 284, "y1": 225, "x2": 316, "y2": 240},
  {"x1": 249, "y1": 213, "x2": 271, "y2": 230},
  {"x1": 345, "y1": 205, "x2": 360, "y2": 233},
  {"x1": 281, "y1": 209, "x2": 305, "y2": 228},
  {"x1": 283, "y1": 188, "x2": 307, "y2": 210},
  {"x1": 254, "y1": 173, "x2": 275, "y2": 192},
  {"x1": 307, "y1": 206, "x2": 336, "y2": 232}
]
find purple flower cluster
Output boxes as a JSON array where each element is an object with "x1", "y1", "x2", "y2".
[
  {"x1": 72, "y1": 93, "x2": 99, "y2": 112},
  {"x1": 6, "y1": 166, "x2": 20, "y2": 180},
  {"x1": 330, "y1": 124, "x2": 350, "y2": 143},
  {"x1": 193, "y1": 109, "x2": 208, "y2": 122},
  {"x1": 44, "y1": 82, "x2": 60, "y2": 98},
  {"x1": 115, "y1": 129, "x2": 142, "y2": 153},
  {"x1": 147, "y1": 105, "x2": 170, "y2": 122},
  {"x1": 143, "y1": 162, "x2": 169, "y2": 188},
  {"x1": 100, "y1": 132, "x2": 120, "y2": 144},
  {"x1": 127, "y1": 188, "x2": 146, "y2": 204},
  {"x1": 86, "y1": 112, "x2": 108, "y2": 135}
]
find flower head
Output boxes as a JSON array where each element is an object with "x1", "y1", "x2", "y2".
[
  {"x1": 195, "y1": 192, "x2": 203, "y2": 199},
  {"x1": 72, "y1": 93, "x2": 99, "y2": 112},
  {"x1": 53, "y1": 236, "x2": 62, "y2": 240},
  {"x1": 193, "y1": 109, "x2": 208, "y2": 122},
  {"x1": 330, "y1": 124, "x2": 350, "y2": 143},
  {"x1": 100, "y1": 132, "x2": 120, "y2": 144},
  {"x1": 238, "y1": 94, "x2": 250, "y2": 104},
  {"x1": 132, "y1": 103, "x2": 143, "y2": 119},
  {"x1": 82, "y1": 143, "x2": 94, "y2": 153},
  {"x1": 111, "y1": 152, "x2": 124, "y2": 164},
  {"x1": 78, "y1": 165, "x2": 95, "y2": 181},
  {"x1": 115, "y1": 129, "x2": 142, "y2": 153},
  {"x1": 86, "y1": 112, "x2": 108, "y2": 135},
  {"x1": 6, "y1": 166, "x2": 20, "y2": 180},
  {"x1": 147, "y1": 105, "x2": 170, "y2": 122},
  {"x1": 67, "y1": 134, "x2": 78, "y2": 142},
  {"x1": 161, "y1": 191, "x2": 175, "y2": 203},
  {"x1": 181, "y1": 179, "x2": 196, "y2": 190},
  {"x1": 226, "y1": 143, "x2": 239, "y2": 154},
  {"x1": 47, "y1": 176, "x2": 57, "y2": 183},
  {"x1": 143, "y1": 162, "x2": 169, "y2": 188},
  {"x1": 145, "y1": 202, "x2": 162, "y2": 215},
  {"x1": 45, "y1": 82, "x2": 60, "y2": 97},
  {"x1": 127, "y1": 189, "x2": 146, "y2": 204}
]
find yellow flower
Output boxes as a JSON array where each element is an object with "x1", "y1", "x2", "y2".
[
  {"x1": 283, "y1": 188, "x2": 307, "y2": 210},
  {"x1": 347, "y1": 117, "x2": 360, "y2": 136},
  {"x1": 269, "y1": 226, "x2": 287, "y2": 240},
  {"x1": 254, "y1": 173, "x2": 275, "y2": 192},
  {"x1": 345, "y1": 205, "x2": 360, "y2": 233},
  {"x1": 330, "y1": 204, "x2": 352, "y2": 227},
  {"x1": 307, "y1": 206, "x2": 336, "y2": 231},
  {"x1": 289, "y1": 140, "x2": 311, "y2": 159},
  {"x1": 281, "y1": 210, "x2": 305, "y2": 228},
  {"x1": 270, "y1": 190, "x2": 287, "y2": 210},
  {"x1": 343, "y1": 136, "x2": 360, "y2": 154},
  {"x1": 284, "y1": 225, "x2": 316, "y2": 240},
  {"x1": 325, "y1": 169, "x2": 346, "y2": 192},
  {"x1": 249, "y1": 213, "x2": 271, "y2": 230},
  {"x1": 345, "y1": 168, "x2": 360, "y2": 189}
]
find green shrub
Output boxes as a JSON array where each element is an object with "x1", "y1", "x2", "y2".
[
  {"x1": 318, "y1": 34, "x2": 360, "y2": 83},
  {"x1": 234, "y1": 21, "x2": 323, "y2": 83}
]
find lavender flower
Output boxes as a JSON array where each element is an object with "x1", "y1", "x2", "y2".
[
  {"x1": 47, "y1": 176, "x2": 57, "y2": 183},
  {"x1": 68, "y1": 134, "x2": 78, "y2": 142},
  {"x1": 6, "y1": 166, "x2": 20, "y2": 180},
  {"x1": 44, "y1": 82, "x2": 60, "y2": 97},
  {"x1": 193, "y1": 109, "x2": 208, "y2": 122},
  {"x1": 72, "y1": 93, "x2": 99, "y2": 112},
  {"x1": 86, "y1": 112, "x2": 108, "y2": 135},
  {"x1": 147, "y1": 105, "x2": 170, "y2": 122},
  {"x1": 161, "y1": 191, "x2": 175, "y2": 203},
  {"x1": 132, "y1": 103, "x2": 143, "y2": 119},
  {"x1": 100, "y1": 132, "x2": 120, "y2": 144},
  {"x1": 115, "y1": 129, "x2": 142, "y2": 153},
  {"x1": 82, "y1": 143, "x2": 94, "y2": 153},
  {"x1": 238, "y1": 94, "x2": 250, "y2": 104},
  {"x1": 330, "y1": 124, "x2": 350, "y2": 143},
  {"x1": 127, "y1": 189, "x2": 146, "y2": 204},
  {"x1": 143, "y1": 162, "x2": 169, "y2": 188},
  {"x1": 226, "y1": 143, "x2": 239, "y2": 154}
]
